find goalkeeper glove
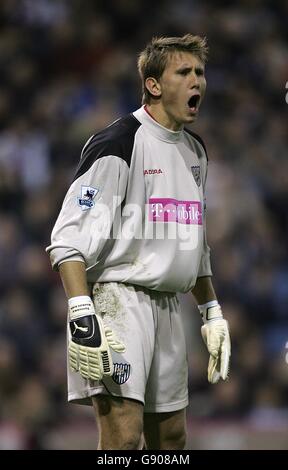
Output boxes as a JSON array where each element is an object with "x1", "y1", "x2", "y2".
[
  {"x1": 68, "y1": 295, "x2": 125, "y2": 381},
  {"x1": 199, "y1": 300, "x2": 231, "y2": 384}
]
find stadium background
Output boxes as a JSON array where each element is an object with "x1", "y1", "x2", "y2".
[{"x1": 0, "y1": 0, "x2": 287, "y2": 449}]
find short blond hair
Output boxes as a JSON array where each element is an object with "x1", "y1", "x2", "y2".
[{"x1": 138, "y1": 34, "x2": 208, "y2": 104}]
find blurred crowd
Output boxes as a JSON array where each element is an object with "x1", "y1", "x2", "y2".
[{"x1": 0, "y1": 0, "x2": 287, "y2": 449}]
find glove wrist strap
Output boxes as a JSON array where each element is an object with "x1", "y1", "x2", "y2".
[
  {"x1": 198, "y1": 300, "x2": 223, "y2": 324},
  {"x1": 68, "y1": 295, "x2": 95, "y2": 320}
]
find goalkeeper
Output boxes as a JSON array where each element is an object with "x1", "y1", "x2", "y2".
[{"x1": 46, "y1": 33, "x2": 230, "y2": 450}]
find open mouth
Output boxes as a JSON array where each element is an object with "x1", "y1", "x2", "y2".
[{"x1": 188, "y1": 95, "x2": 200, "y2": 111}]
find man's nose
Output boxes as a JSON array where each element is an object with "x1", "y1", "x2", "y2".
[{"x1": 190, "y1": 74, "x2": 200, "y2": 89}]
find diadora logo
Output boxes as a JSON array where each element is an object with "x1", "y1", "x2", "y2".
[
  {"x1": 77, "y1": 185, "x2": 99, "y2": 211},
  {"x1": 144, "y1": 168, "x2": 163, "y2": 175}
]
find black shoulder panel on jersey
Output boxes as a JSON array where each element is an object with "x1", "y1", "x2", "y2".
[
  {"x1": 73, "y1": 114, "x2": 141, "y2": 181},
  {"x1": 184, "y1": 128, "x2": 208, "y2": 161}
]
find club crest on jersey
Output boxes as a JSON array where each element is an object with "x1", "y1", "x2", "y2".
[
  {"x1": 112, "y1": 362, "x2": 131, "y2": 385},
  {"x1": 77, "y1": 186, "x2": 98, "y2": 210},
  {"x1": 191, "y1": 166, "x2": 201, "y2": 187}
]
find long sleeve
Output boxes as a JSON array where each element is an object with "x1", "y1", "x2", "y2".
[
  {"x1": 46, "y1": 155, "x2": 129, "y2": 271},
  {"x1": 197, "y1": 202, "x2": 212, "y2": 277},
  {"x1": 197, "y1": 149, "x2": 212, "y2": 278}
]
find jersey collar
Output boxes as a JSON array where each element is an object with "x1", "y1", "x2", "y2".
[{"x1": 133, "y1": 106, "x2": 183, "y2": 143}]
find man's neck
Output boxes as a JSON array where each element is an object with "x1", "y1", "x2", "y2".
[{"x1": 144, "y1": 104, "x2": 182, "y2": 131}]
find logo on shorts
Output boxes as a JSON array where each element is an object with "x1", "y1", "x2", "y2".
[
  {"x1": 191, "y1": 166, "x2": 201, "y2": 187},
  {"x1": 112, "y1": 363, "x2": 131, "y2": 385},
  {"x1": 77, "y1": 185, "x2": 99, "y2": 210}
]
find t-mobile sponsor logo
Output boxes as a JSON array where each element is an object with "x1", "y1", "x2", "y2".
[{"x1": 149, "y1": 198, "x2": 202, "y2": 225}]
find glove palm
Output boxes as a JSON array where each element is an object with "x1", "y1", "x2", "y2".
[
  {"x1": 68, "y1": 296, "x2": 125, "y2": 381},
  {"x1": 199, "y1": 303, "x2": 231, "y2": 384}
]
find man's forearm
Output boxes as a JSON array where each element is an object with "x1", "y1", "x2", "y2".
[
  {"x1": 59, "y1": 260, "x2": 90, "y2": 299},
  {"x1": 191, "y1": 276, "x2": 217, "y2": 305}
]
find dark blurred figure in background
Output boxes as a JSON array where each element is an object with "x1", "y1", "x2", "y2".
[{"x1": 0, "y1": 0, "x2": 287, "y2": 449}]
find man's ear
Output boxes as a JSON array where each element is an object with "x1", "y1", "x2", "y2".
[{"x1": 145, "y1": 77, "x2": 162, "y2": 98}]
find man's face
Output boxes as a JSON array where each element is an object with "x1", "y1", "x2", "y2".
[{"x1": 158, "y1": 51, "x2": 206, "y2": 128}]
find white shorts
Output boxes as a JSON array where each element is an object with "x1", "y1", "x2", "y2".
[{"x1": 67, "y1": 282, "x2": 188, "y2": 413}]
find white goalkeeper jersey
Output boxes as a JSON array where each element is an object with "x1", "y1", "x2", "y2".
[{"x1": 46, "y1": 106, "x2": 212, "y2": 293}]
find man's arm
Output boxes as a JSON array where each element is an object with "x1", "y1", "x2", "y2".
[
  {"x1": 46, "y1": 154, "x2": 129, "y2": 272},
  {"x1": 191, "y1": 276, "x2": 231, "y2": 384},
  {"x1": 191, "y1": 276, "x2": 216, "y2": 305},
  {"x1": 59, "y1": 260, "x2": 90, "y2": 299},
  {"x1": 46, "y1": 137, "x2": 130, "y2": 382}
]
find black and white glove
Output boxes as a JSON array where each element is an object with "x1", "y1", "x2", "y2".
[
  {"x1": 68, "y1": 296, "x2": 125, "y2": 381},
  {"x1": 199, "y1": 301, "x2": 231, "y2": 384}
]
